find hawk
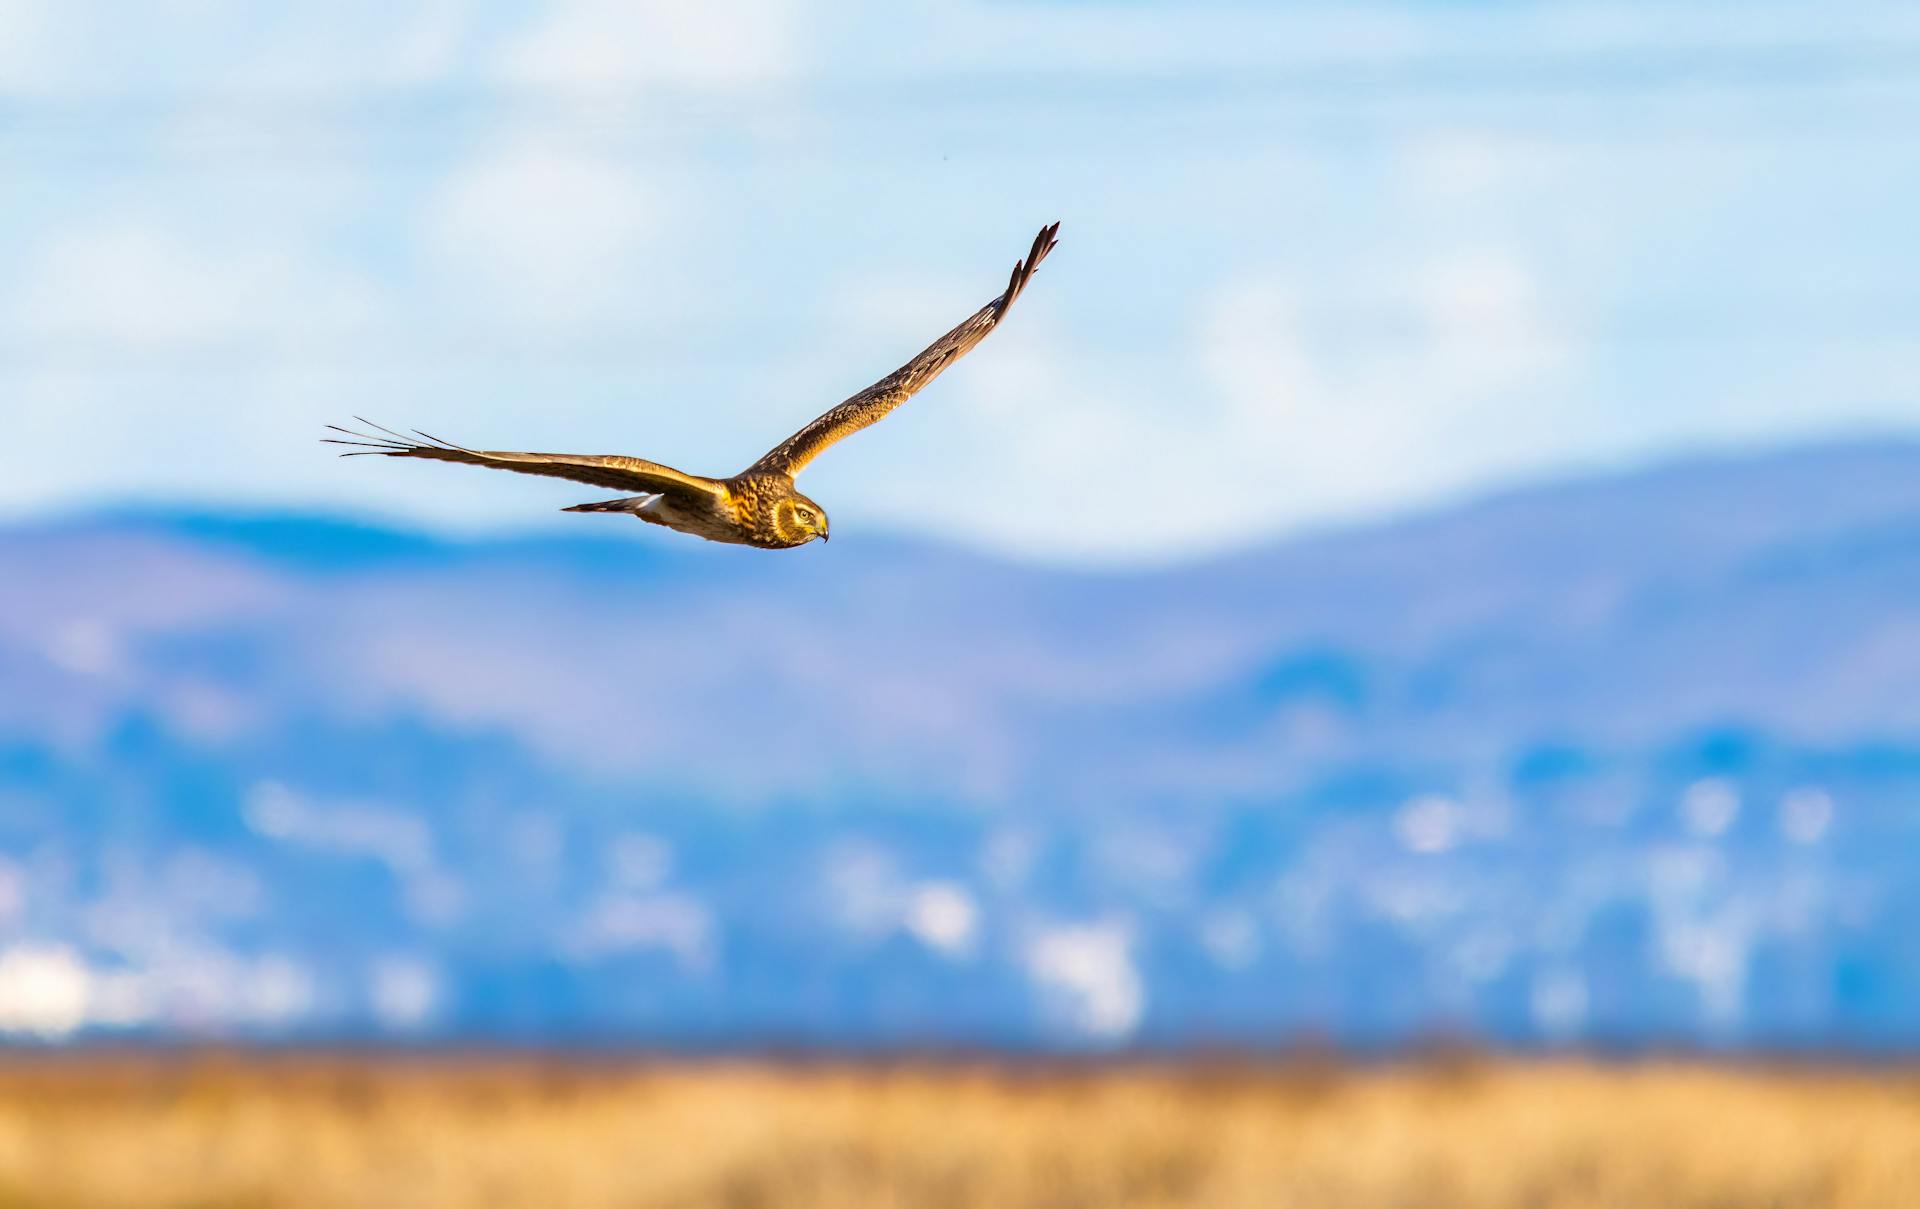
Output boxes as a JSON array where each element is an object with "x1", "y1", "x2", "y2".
[{"x1": 327, "y1": 222, "x2": 1060, "y2": 549}]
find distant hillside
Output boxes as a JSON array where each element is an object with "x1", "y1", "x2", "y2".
[{"x1": 3, "y1": 440, "x2": 1919, "y2": 1049}]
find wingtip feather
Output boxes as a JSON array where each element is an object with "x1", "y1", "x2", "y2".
[
  {"x1": 998, "y1": 220, "x2": 1061, "y2": 312},
  {"x1": 323, "y1": 417, "x2": 483, "y2": 458}
]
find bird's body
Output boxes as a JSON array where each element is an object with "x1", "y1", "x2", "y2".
[
  {"x1": 564, "y1": 472, "x2": 827, "y2": 549},
  {"x1": 328, "y1": 223, "x2": 1060, "y2": 550}
]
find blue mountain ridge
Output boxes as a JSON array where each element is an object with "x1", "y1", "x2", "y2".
[{"x1": 2, "y1": 438, "x2": 1919, "y2": 1050}]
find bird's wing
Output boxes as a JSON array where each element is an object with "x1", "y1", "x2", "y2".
[
  {"x1": 325, "y1": 420, "x2": 727, "y2": 501},
  {"x1": 747, "y1": 221, "x2": 1060, "y2": 478}
]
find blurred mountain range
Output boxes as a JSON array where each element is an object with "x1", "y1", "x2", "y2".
[{"x1": 4, "y1": 440, "x2": 1920, "y2": 1050}]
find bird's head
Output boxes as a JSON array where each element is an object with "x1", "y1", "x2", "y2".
[{"x1": 773, "y1": 495, "x2": 831, "y2": 546}]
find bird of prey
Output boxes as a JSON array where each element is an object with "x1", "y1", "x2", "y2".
[{"x1": 327, "y1": 222, "x2": 1060, "y2": 549}]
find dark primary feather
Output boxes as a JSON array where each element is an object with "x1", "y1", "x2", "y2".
[
  {"x1": 748, "y1": 221, "x2": 1060, "y2": 477},
  {"x1": 323, "y1": 420, "x2": 724, "y2": 500}
]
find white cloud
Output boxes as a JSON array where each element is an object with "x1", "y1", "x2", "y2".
[
  {"x1": 805, "y1": 0, "x2": 1427, "y2": 82},
  {"x1": 243, "y1": 782, "x2": 433, "y2": 875},
  {"x1": 1681, "y1": 778, "x2": 1741, "y2": 838},
  {"x1": 0, "y1": 2, "x2": 58, "y2": 92},
  {"x1": 369, "y1": 956, "x2": 439, "y2": 1031},
  {"x1": 819, "y1": 848, "x2": 979, "y2": 959},
  {"x1": 904, "y1": 882, "x2": 979, "y2": 959},
  {"x1": 1196, "y1": 243, "x2": 1581, "y2": 530},
  {"x1": 822, "y1": 841, "x2": 906, "y2": 939},
  {"x1": 235, "y1": 3, "x2": 474, "y2": 92},
  {"x1": 0, "y1": 944, "x2": 90, "y2": 1039},
  {"x1": 427, "y1": 133, "x2": 658, "y2": 323},
  {"x1": 243, "y1": 955, "x2": 315, "y2": 1028},
  {"x1": 16, "y1": 223, "x2": 382, "y2": 351},
  {"x1": 1416, "y1": 247, "x2": 1567, "y2": 391},
  {"x1": 1658, "y1": 910, "x2": 1751, "y2": 1029},
  {"x1": 1780, "y1": 788, "x2": 1834, "y2": 845},
  {"x1": 608, "y1": 833, "x2": 673, "y2": 889},
  {"x1": 1199, "y1": 909, "x2": 1260, "y2": 971},
  {"x1": 1026, "y1": 920, "x2": 1143, "y2": 1042},
  {"x1": 43, "y1": 618, "x2": 120, "y2": 678},
  {"x1": 0, "y1": 5, "x2": 473, "y2": 97},
  {"x1": 1403, "y1": 131, "x2": 1513, "y2": 203},
  {"x1": 1395, "y1": 794, "x2": 1465, "y2": 854},
  {"x1": 566, "y1": 892, "x2": 714, "y2": 969},
  {"x1": 0, "y1": 215, "x2": 394, "y2": 515},
  {"x1": 75, "y1": 947, "x2": 320, "y2": 1034},
  {"x1": 501, "y1": 0, "x2": 801, "y2": 93}
]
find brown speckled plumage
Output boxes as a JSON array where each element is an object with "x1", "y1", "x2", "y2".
[{"x1": 326, "y1": 223, "x2": 1060, "y2": 551}]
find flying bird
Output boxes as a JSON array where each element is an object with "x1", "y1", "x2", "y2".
[{"x1": 327, "y1": 222, "x2": 1060, "y2": 549}]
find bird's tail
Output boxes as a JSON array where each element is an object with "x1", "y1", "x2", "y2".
[{"x1": 562, "y1": 495, "x2": 659, "y2": 514}]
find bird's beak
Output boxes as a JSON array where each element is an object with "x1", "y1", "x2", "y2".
[{"x1": 820, "y1": 530, "x2": 830, "y2": 542}]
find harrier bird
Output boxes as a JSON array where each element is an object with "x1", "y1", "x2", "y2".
[{"x1": 327, "y1": 222, "x2": 1060, "y2": 549}]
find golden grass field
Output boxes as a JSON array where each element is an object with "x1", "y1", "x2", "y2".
[{"x1": 0, "y1": 1054, "x2": 1915, "y2": 1208}]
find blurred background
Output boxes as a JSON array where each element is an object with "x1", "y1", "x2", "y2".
[{"x1": 3, "y1": 1, "x2": 1920, "y2": 1204}]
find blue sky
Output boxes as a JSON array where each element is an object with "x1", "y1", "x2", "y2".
[{"x1": 2, "y1": 1, "x2": 1918, "y2": 564}]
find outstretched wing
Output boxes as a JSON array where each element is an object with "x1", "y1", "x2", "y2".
[
  {"x1": 748, "y1": 221, "x2": 1060, "y2": 478},
  {"x1": 325, "y1": 420, "x2": 727, "y2": 501}
]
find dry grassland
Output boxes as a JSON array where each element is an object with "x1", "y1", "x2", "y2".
[{"x1": 0, "y1": 1054, "x2": 1913, "y2": 1208}]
